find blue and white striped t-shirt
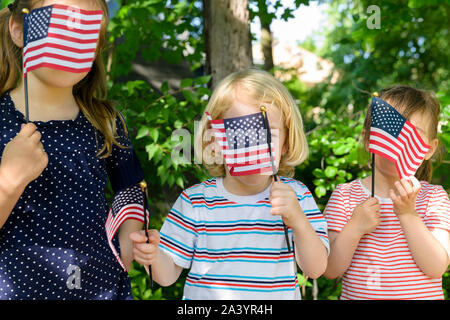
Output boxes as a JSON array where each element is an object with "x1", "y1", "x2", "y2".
[{"x1": 158, "y1": 176, "x2": 329, "y2": 300}]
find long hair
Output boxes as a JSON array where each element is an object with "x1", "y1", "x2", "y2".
[{"x1": 0, "y1": 0, "x2": 124, "y2": 158}]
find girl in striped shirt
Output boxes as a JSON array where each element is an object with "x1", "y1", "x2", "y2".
[
  {"x1": 324, "y1": 85, "x2": 450, "y2": 300},
  {"x1": 130, "y1": 69, "x2": 329, "y2": 299}
]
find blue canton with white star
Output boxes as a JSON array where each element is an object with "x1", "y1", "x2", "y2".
[
  {"x1": 370, "y1": 97, "x2": 406, "y2": 138},
  {"x1": 223, "y1": 112, "x2": 269, "y2": 150},
  {"x1": 23, "y1": 5, "x2": 53, "y2": 47}
]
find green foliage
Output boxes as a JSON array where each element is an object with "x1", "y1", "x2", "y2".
[{"x1": 107, "y1": 0, "x2": 204, "y2": 77}]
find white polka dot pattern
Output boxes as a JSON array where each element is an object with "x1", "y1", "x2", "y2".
[{"x1": 0, "y1": 92, "x2": 144, "y2": 300}]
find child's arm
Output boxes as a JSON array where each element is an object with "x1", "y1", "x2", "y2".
[
  {"x1": 0, "y1": 124, "x2": 48, "y2": 228},
  {"x1": 323, "y1": 198, "x2": 380, "y2": 279},
  {"x1": 291, "y1": 216, "x2": 328, "y2": 279},
  {"x1": 390, "y1": 178, "x2": 449, "y2": 279},
  {"x1": 130, "y1": 230, "x2": 183, "y2": 286},
  {"x1": 270, "y1": 181, "x2": 328, "y2": 279},
  {"x1": 118, "y1": 220, "x2": 144, "y2": 271}
]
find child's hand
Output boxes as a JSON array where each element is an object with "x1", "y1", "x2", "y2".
[
  {"x1": 269, "y1": 180, "x2": 304, "y2": 228},
  {"x1": 129, "y1": 229, "x2": 160, "y2": 266},
  {"x1": 389, "y1": 176, "x2": 421, "y2": 217},
  {"x1": 0, "y1": 123, "x2": 48, "y2": 191},
  {"x1": 349, "y1": 197, "x2": 380, "y2": 236}
]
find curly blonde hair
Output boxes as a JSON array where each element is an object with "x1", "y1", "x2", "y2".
[{"x1": 195, "y1": 68, "x2": 309, "y2": 177}]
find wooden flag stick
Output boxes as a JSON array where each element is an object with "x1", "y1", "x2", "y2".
[
  {"x1": 371, "y1": 91, "x2": 378, "y2": 198},
  {"x1": 260, "y1": 106, "x2": 292, "y2": 253},
  {"x1": 371, "y1": 153, "x2": 375, "y2": 197},
  {"x1": 22, "y1": 8, "x2": 30, "y2": 122},
  {"x1": 139, "y1": 180, "x2": 153, "y2": 287}
]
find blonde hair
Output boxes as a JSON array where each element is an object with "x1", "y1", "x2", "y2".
[
  {"x1": 363, "y1": 85, "x2": 441, "y2": 182},
  {"x1": 0, "y1": 0, "x2": 124, "y2": 158},
  {"x1": 195, "y1": 68, "x2": 308, "y2": 177}
]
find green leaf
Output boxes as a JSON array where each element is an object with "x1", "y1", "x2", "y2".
[
  {"x1": 145, "y1": 144, "x2": 159, "y2": 160},
  {"x1": 315, "y1": 185, "x2": 327, "y2": 198},
  {"x1": 136, "y1": 127, "x2": 149, "y2": 140},
  {"x1": 142, "y1": 289, "x2": 152, "y2": 300},
  {"x1": 195, "y1": 75, "x2": 211, "y2": 85},
  {"x1": 176, "y1": 176, "x2": 185, "y2": 189},
  {"x1": 149, "y1": 127, "x2": 159, "y2": 142},
  {"x1": 160, "y1": 81, "x2": 169, "y2": 94},
  {"x1": 324, "y1": 166, "x2": 338, "y2": 178},
  {"x1": 312, "y1": 168, "x2": 325, "y2": 178},
  {"x1": 183, "y1": 90, "x2": 198, "y2": 104},
  {"x1": 333, "y1": 143, "x2": 352, "y2": 155},
  {"x1": 180, "y1": 78, "x2": 193, "y2": 88}
]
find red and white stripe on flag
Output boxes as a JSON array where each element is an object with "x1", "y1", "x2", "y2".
[
  {"x1": 105, "y1": 204, "x2": 149, "y2": 271},
  {"x1": 23, "y1": 4, "x2": 103, "y2": 75},
  {"x1": 369, "y1": 119, "x2": 430, "y2": 179}
]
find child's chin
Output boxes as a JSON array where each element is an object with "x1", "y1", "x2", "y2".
[{"x1": 235, "y1": 174, "x2": 272, "y2": 186}]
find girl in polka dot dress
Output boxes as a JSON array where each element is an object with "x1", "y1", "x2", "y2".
[{"x1": 0, "y1": 0, "x2": 146, "y2": 299}]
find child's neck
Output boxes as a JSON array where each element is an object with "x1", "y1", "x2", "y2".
[
  {"x1": 222, "y1": 175, "x2": 272, "y2": 196},
  {"x1": 361, "y1": 170, "x2": 399, "y2": 199},
  {"x1": 10, "y1": 74, "x2": 79, "y2": 122}
]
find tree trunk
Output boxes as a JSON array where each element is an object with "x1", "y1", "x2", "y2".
[
  {"x1": 203, "y1": 0, "x2": 253, "y2": 89},
  {"x1": 260, "y1": 21, "x2": 274, "y2": 72},
  {"x1": 257, "y1": 0, "x2": 274, "y2": 72}
]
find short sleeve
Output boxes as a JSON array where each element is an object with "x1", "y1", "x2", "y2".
[
  {"x1": 106, "y1": 113, "x2": 145, "y2": 192},
  {"x1": 323, "y1": 184, "x2": 349, "y2": 233},
  {"x1": 159, "y1": 191, "x2": 198, "y2": 269},
  {"x1": 423, "y1": 185, "x2": 450, "y2": 233},
  {"x1": 297, "y1": 185, "x2": 330, "y2": 255}
]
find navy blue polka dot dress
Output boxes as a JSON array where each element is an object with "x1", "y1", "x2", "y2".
[{"x1": 0, "y1": 92, "x2": 144, "y2": 300}]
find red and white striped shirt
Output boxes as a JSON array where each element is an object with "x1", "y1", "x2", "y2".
[{"x1": 324, "y1": 179, "x2": 450, "y2": 300}]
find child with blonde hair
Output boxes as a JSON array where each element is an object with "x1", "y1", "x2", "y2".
[
  {"x1": 324, "y1": 85, "x2": 450, "y2": 300},
  {"x1": 130, "y1": 69, "x2": 329, "y2": 300}
]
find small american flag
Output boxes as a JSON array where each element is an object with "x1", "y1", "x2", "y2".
[
  {"x1": 206, "y1": 111, "x2": 276, "y2": 176},
  {"x1": 23, "y1": 4, "x2": 103, "y2": 75},
  {"x1": 105, "y1": 185, "x2": 149, "y2": 271},
  {"x1": 369, "y1": 97, "x2": 430, "y2": 179}
]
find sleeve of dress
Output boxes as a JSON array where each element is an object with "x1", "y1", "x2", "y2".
[
  {"x1": 104, "y1": 113, "x2": 149, "y2": 271},
  {"x1": 423, "y1": 185, "x2": 450, "y2": 233},
  {"x1": 106, "y1": 113, "x2": 145, "y2": 193},
  {"x1": 158, "y1": 191, "x2": 198, "y2": 269},
  {"x1": 323, "y1": 184, "x2": 349, "y2": 233}
]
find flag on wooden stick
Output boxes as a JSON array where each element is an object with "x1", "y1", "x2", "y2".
[
  {"x1": 206, "y1": 111, "x2": 276, "y2": 176},
  {"x1": 369, "y1": 96, "x2": 430, "y2": 180}
]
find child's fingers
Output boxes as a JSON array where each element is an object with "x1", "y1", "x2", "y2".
[
  {"x1": 389, "y1": 189, "x2": 399, "y2": 203},
  {"x1": 30, "y1": 130, "x2": 42, "y2": 145},
  {"x1": 270, "y1": 196, "x2": 285, "y2": 208},
  {"x1": 270, "y1": 206, "x2": 287, "y2": 216},
  {"x1": 147, "y1": 229, "x2": 161, "y2": 245},
  {"x1": 133, "y1": 251, "x2": 154, "y2": 266},
  {"x1": 365, "y1": 197, "x2": 379, "y2": 206},
  {"x1": 400, "y1": 178, "x2": 413, "y2": 195},
  {"x1": 409, "y1": 176, "x2": 421, "y2": 193},
  {"x1": 134, "y1": 241, "x2": 156, "y2": 254},
  {"x1": 270, "y1": 182, "x2": 282, "y2": 196},
  {"x1": 129, "y1": 230, "x2": 148, "y2": 243},
  {"x1": 394, "y1": 181, "x2": 407, "y2": 198},
  {"x1": 18, "y1": 123, "x2": 37, "y2": 137}
]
